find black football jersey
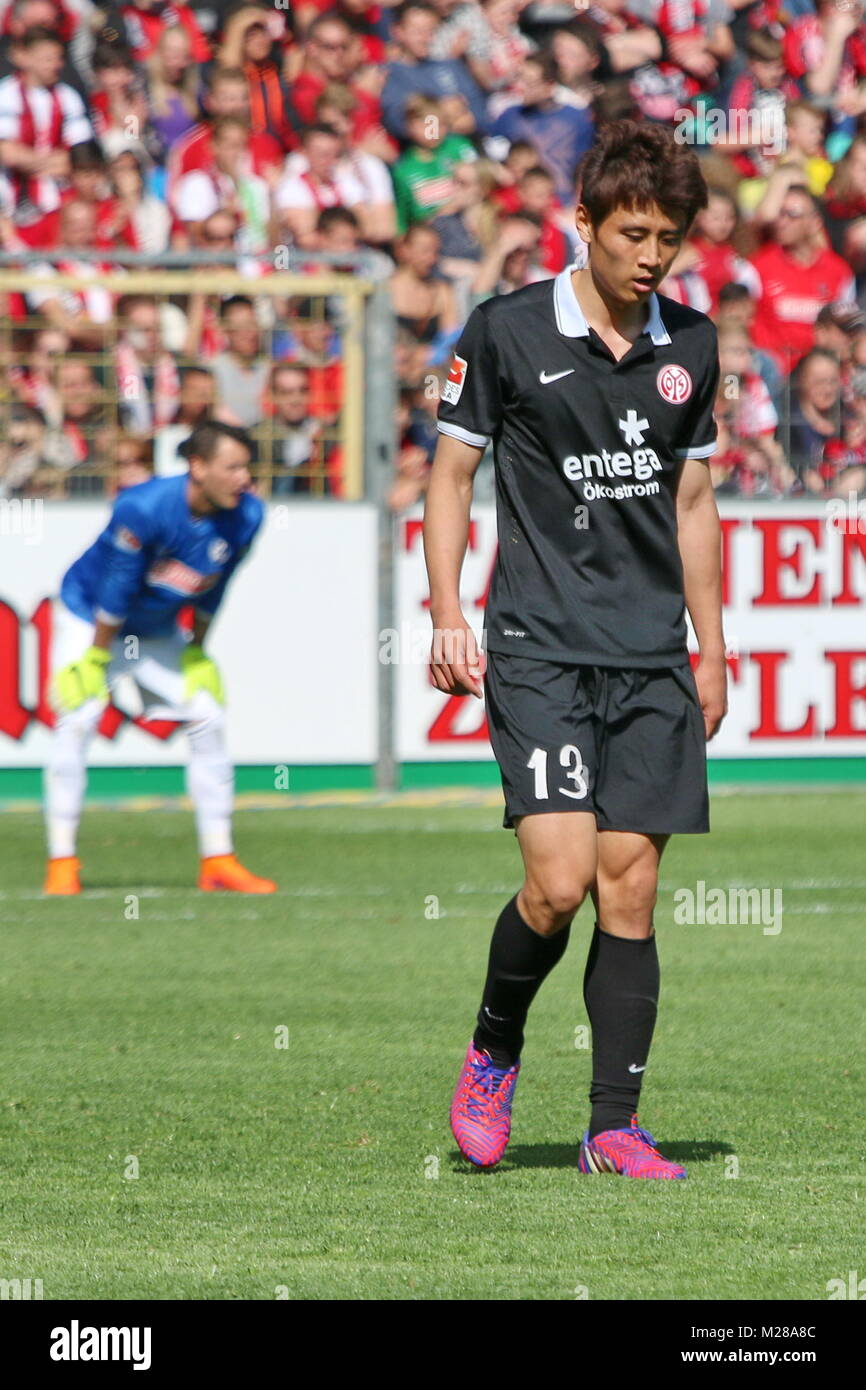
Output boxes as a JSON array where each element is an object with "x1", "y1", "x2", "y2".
[{"x1": 436, "y1": 266, "x2": 720, "y2": 667}]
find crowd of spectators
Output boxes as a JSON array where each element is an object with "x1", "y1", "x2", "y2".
[{"x1": 0, "y1": 0, "x2": 865, "y2": 505}]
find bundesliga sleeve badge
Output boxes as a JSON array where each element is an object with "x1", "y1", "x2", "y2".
[{"x1": 442, "y1": 353, "x2": 468, "y2": 405}]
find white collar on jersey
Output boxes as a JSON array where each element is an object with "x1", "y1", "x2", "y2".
[{"x1": 553, "y1": 263, "x2": 672, "y2": 346}]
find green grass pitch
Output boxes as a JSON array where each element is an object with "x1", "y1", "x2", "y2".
[{"x1": 0, "y1": 792, "x2": 862, "y2": 1300}]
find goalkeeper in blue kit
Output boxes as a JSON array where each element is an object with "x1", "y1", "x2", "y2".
[{"x1": 43, "y1": 421, "x2": 276, "y2": 896}]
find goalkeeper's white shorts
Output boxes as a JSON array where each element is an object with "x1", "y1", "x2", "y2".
[{"x1": 50, "y1": 598, "x2": 196, "y2": 723}]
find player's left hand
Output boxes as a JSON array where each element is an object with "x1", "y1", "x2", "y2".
[
  {"x1": 181, "y1": 645, "x2": 225, "y2": 705},
  {"x1": 694, "y1": 653, "x2": 728, "y2": 741}
]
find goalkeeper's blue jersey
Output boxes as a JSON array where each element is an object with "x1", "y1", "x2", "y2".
[{"x1": 60, "y1": 474, "x2": 265, "y2": 638}]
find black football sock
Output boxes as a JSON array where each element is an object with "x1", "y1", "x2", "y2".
[
  {"x1": 472, "y1": 894, "x2": 572, "y2": 1067},
  {"x1": 582, "y1": 920, "x2": 659, "y2": 1139}
]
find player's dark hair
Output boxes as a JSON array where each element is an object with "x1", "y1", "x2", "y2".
[
  {"x1": 182, "y1": 419, "x2": 253, "y2": 462},
  {"x1": 577, "y1": 120, "x2": 708, "y2": 233},
  {"x1": 180, "y1": 365, "x2": 213, "y2": 383}
]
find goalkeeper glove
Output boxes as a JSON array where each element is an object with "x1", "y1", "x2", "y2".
[
  {"x1": 52, "y1": 645, "x2": 111, "y2": 713},
  {"x1": 181, "y1": 644, "x2": 225, "y2": 705}
]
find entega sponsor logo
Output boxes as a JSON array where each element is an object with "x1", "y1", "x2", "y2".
[{"x1": 561, "y1": 446, "x2": 663, "y2": 500}]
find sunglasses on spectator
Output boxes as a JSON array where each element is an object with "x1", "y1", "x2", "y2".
[{"x1": 316, "y1": 39, "x2": 351, "y2": 50}]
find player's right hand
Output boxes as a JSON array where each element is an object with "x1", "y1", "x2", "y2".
[
  {"x1": 51, "y1": 645, "x2": 111, "y2": 713},
  {"x1": 429, "y1": 616, "x2": 486, "y2": 700}
]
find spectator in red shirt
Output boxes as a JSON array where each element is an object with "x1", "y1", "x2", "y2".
[
  {"x1": 295, "y1": 0, "x2": 386, "y2": 68},
  {"x1": 14, "y1": 139, "x2": 114, "y2": 248},
  {"x1": 292, "y1": 11, "x2": 394, "y2": 160},
  {"x1": 121, "y1": 1, "x2": 211, "y2": 65},
  {"x1": 750, "y1": 184, "x2": 855, "y2": 376},
  {"x1": 689, "y1": 187, "x2": 760, "y2": 314},
  {"x1": 516, "y1": 164, "x2": 572, "y2": 275}
]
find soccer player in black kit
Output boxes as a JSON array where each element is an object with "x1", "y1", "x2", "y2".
[{"x1": 423, "y1": 121, "x2": 728, "y2": 1178}]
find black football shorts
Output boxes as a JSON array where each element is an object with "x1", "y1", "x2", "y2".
[{"x1": 483, "y1": 651, "x2": 709, "y2": 834}]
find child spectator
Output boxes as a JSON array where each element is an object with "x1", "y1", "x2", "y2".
[
  {"x1": 391, "y1": 94, "x2": 477, "y2": 233},
  {"x1": 516, "y1": 163, "x2": 573, "y2": 274},
  {"x1": 690, "y1": 187, "x2": 761, "y2": 314}
]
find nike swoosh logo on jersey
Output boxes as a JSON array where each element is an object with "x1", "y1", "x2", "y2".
[
  {"x1": 628, "y1": 1063, "x2": 646, "y2": 1073},
  {"x1": 539, "y1": 368, "x2": 575, "y2": 384}
]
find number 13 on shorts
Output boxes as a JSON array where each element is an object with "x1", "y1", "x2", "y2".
[{"x1": 527, "y1": 745, "x2": 590, "y2": 800}]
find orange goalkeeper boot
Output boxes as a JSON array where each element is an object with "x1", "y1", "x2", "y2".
[
  {"x1": 198, "y1": 853, "x2": 276, "y2": 894},
  {"x1": 43, "y1": 856, "x2": 82, "y2": 895}
]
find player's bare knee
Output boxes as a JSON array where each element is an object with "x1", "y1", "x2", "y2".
[{"x1": 522, "y1": 877, "x2": 588, "y2": 933}]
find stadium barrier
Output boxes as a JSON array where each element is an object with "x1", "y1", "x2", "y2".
[{"x1": 2, "y1": 498, "x2": 866, "y2": 798}]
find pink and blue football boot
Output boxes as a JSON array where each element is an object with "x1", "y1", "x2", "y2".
[
  {"x1": 451, "y1": 1041, "x2": 520, "y2": 1168},
  {"x1": 578, "y1": 1113, "x2": 686, "y2": 1179}
]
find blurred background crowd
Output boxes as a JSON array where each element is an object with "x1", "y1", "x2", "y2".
[{"x1": 1, "y1": 0, "x2": 866, "y2": 506}]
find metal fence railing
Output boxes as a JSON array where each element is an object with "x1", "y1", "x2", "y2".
[{"x1": 0, "y1": 258, "x2": 395, "y2": 505}]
